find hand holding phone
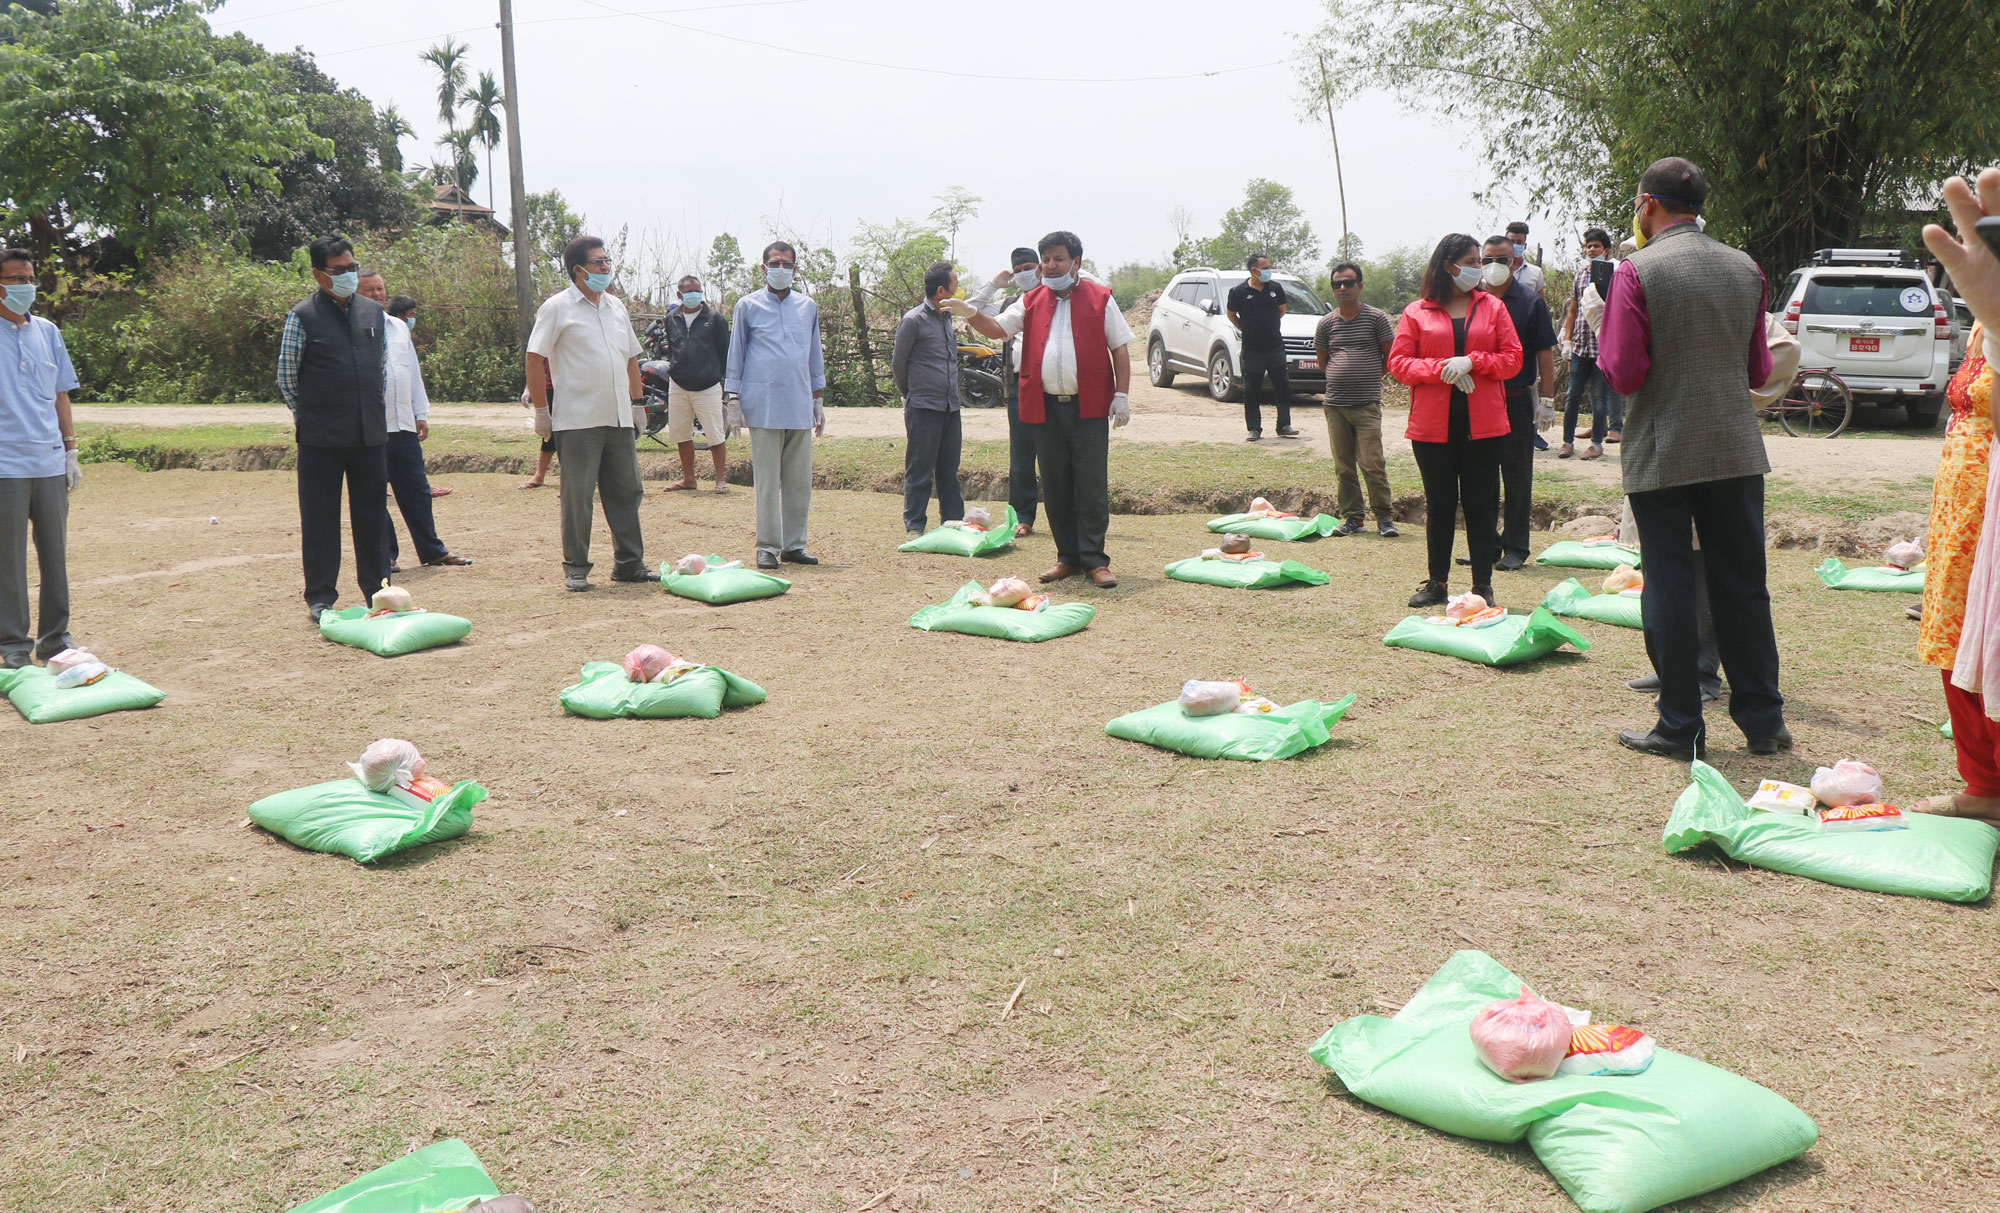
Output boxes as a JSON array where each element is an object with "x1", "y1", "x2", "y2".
[
  {"x1": 1924, "y1": 170, "x2": 2000, "y2": 335},
  {"x1": 1976, "y1": 215, "x2": 2000, "y2": 262}
]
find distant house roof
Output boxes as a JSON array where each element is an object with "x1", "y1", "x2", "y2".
[{"x1": 427, "y1": 184, "x2": 508, "y2": 236}]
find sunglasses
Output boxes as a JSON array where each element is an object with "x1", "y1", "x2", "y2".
[
  {"x1": 1330, "y1": 279, "x2": 1360, "y2": 289},
  {"x1": 1480, "y1": 256, "x2": 1510, "y2": 265}
]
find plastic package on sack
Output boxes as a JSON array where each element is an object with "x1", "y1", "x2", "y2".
[
  {"x1": 1219, "y1": 532, "x2": 1252, "y2": 554},
  {"x1": 1580, "y1": 533, "x2": 1621, "y2": 547},
  {"x1": 622, "y1": 644, "x2": 676, "y2": 683},
  {"x1": 1602, "y1": 565, "x2": 1643, "y2": 595},
  {"x1": 974, "y1": 576, "x2": 1033, "y2": 608},
  {"x1": 1748, "y1": 779, "x2": 1817, "y2": 815},
  {"x1": 1810, "y1": 759, "x2": 1885, "y2": 807},
  {"x1": 1200, "y1": 547, "x2": 1265, "y2": 562},
  {"x1": 1179, "y1": 679, "x2": 1246, "y2": 717},
  {"x1": 46, "y1": 648, "x2": 97, "y2": 673},
  {"x1": 348, "y1": 738, "x2": 425, "y2": 793},
  {"x1": 653, "y1": 657, "x2": 700, "y2": 684},
  {"x1": 1815, "y1": 803, "x2": 1907, "y2": 832},
  {"x1": 369, "y1": 582, "x2": 414, "y2": 614},
  {"x1": 1247, "y1": 496, "x2": 1298, "y2": 519},
  {"x1": 1445, "y1": 592, "x2": 1488, "y2": 620},
  {"x1": 1558, "y1": 1024, "x2": 1656, "y2": 1077},
  {"x1": 961, "y1": 505, "x2": 993, "y2": 529},
  {"x1": 1470, "y1": 985, "x2": 1572, "y2": 1083},
  {"x1": 673, "y1": 553, "x2": 707, "y2": 576},
  {"x1": 53, "y1": 661, "x2": 110, "y2": 688},
  {"x1": 1884, "y1": 538, "x2": 1924, "y2": 570},
  {"x1": 1234, "y1": 694, "x2": 1281, "y2": 715}
]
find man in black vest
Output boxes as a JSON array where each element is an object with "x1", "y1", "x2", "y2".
[{"x1": 276, "y1": 235, "x2": 391, "y2": 621}]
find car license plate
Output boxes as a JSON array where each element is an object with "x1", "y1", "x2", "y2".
[
  {"x1": 1297, "y1": 360, "x2": 1320, "y2": 371},
  {"x1": 1848, "y1": 336, "x2": 1880, "y2": 353}
]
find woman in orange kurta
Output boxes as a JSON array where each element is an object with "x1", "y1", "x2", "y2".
[{"x1": 1917, "y1": 167, "x2": 2000, "y2": 822}]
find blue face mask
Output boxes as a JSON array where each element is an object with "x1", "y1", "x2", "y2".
[
  {"x1": 2, "y1": 283, "x2": 35, "y2": 313},
  {"x1": 327, "y1": 270, "x2": 358, "y2": 298},
  {"x1": 402, "y1": 315, "x2": 415, "y2": 330},
  {"x1": 1042, "y1": 271, "x2": 1076, "y2": 292},
  {"x1": 765, "y1": 266, "x2": 795, "y2": 290},
  {"x1": 681, "y1": 291, "x2": 704, "y2": 308},
  {"x1": 1512, "y1": 242, "x2": 1527, "y2": 259},
  {"x1": 582, "y1": 271, "x2": 612, "y2": 292}
]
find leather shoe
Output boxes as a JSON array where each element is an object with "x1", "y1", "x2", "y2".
[
  {"x1": 756, "y1": 552, "x2": 779, "y2": 570},
  {"x1": 1086, "y1": 567, "x2": 1118, "y2": 587},
  {"x1": 1747, "y1": 726, "x2": 1794, "y2": 755},
  {"x1": 1039, "y1": 563, "x2": 1080, "y2": 583},
  {"x1": 1618, "y1": 729, "x2": 1697, "y2": 761},
  {"x1": 780, "y1": 550, "x2": 818, "y2": 565},
  {"x1": 1407, "y1": 580, "x2": 1447, "y2": 608},
  {"x1": 610, "y1": 569, "x2": 652, "y2": 583},
  {"x1": 307, "y1": 602, "x2": 334, "y2": 624}
]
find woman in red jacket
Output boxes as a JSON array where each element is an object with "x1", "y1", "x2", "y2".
[{"x1": 1389, "y1": 233, "x2": 1524, "y2": 607}]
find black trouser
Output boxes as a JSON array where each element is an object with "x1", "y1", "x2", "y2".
[
  {"x1": 1498, "y1": 384, "x2": 1536, "y2": 560},
  {"x1": 382, "y1": 429, "x2": 448, "y2": 568},
  {"x1": 1241, "y1": 346, "x2": 1292, "y2": 433},
  {"x1": 1628, "y1": 474, "x2": 1784, "y2": 749},
  {"x1": 1411, "y1": 435, "x2": 1502, "y2": 587},
  {"x1": 297, "y1": 442, "x2": 390, "y2": 607},
  {"x1": 902, "y1": 406, "x2": 964, "y2": 532},
  {"x1": 1004, "y1": 385, "x2": 1039, "y2": 528},
  {"x1": 1033, "y1": 396, "x2": 1111, "y2": 569}
]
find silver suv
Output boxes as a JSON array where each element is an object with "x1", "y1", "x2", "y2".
[
  {"x1": 1146, "y1": 268, "x2": 1330, "y2": 402},
  {"x1": 1771, "y1": 248, "x2": 1958, "y2": 429}
]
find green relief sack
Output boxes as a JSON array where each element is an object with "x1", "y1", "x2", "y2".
[
  {"x1": 908, "y1": 581, "x2": 1095, "y2": 642},
  {"x1": 0, "y1": 665, "x2": 164, "y2": 723},
  {"x1": 1815, "y1": 557, "x2": 1924, "y2": 593},
  {"x1": 319, "y1": 607, "x2": 471, "y2": 656},
  {"x1": 1662, "y1": 760, "x2": 1998, "y2": 902},
  {"x1": 286, "y1": 1138, "x2": 500, "y2": 1213},
  {"x1": 1541, "y1": 578, "x2": 1643, "y2": 629},
  {"x1": 1536, "y1": 540, "x2": 1642, "y2": 570},
  {"x1": 1204, "y1": 511, "x2": 1340, "y2": 541},
  {"x1": 1383, "y1": 606, "x2": 1589, "y2": 666},
  {"x1": 1105, "y1": 694, "x2": 1354, "y2": 762},
  {"x1": 659, "y1": 554, "x2": 792, "y2": 604},
  {"x1": 559, "y1": 661, "x2": 767, "y2": 719},
  {"x1": 898, "y1": 505, "x2": 1019, "y2": 556},
  {"x1": 249, "y1": 778, "x2": 485, "y2": 864},
  {"x1": 1163, "y1": 555, "x2": 1330, "y2": 590},
  {"x1": 1308, "y1": 950, "x2": 1818, "y2": 1213}
]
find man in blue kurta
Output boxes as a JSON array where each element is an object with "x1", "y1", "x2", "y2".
[
  {"x1": 724, "y1": 241, "x2": 826, "y2": 569},
  {"x1": 0, "y1": 247, "x2": 81, "y2": 667}
]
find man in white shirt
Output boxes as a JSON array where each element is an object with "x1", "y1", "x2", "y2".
[
  {"x1": 1505, "y1": 221, "x2": 1546, "y2": 294},
  {"x1": 526, "y1": 236, "x2": 648, "y2": 592},
  {"x1": 356, "y1": 272, "x2": 470, "y2": 572},
  {"x1": 955, "y1": 230, "x2": 1131, "y2": 587}
]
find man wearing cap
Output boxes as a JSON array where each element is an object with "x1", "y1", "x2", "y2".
[{"x1": 966, "y1": 246, "x2": 1044, "y2": 537}]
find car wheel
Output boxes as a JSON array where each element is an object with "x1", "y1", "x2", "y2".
[
  {"x1": 1905, "y1": 392, "x2": 1945, "y2": 430},
  {"x1": 1208, "y1": 348, "x2": 1240, "y2": 402},
  {"x1": 1148, "y1": 337, "x2": 1176, "y2": 388}
]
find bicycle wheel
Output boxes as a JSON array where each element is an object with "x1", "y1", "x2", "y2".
[{"x1": 1781, "y1": 371, "x2": 1852, "y2": 438}]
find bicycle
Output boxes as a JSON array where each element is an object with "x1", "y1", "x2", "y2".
[{"x1": 1759, "y1": 367, "x2": 1853, "y2": 438}]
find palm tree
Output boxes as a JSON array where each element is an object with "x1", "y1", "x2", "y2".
[
  {"x1": 377, "y1": 104, "x2": 415, "y2": 174},
  {"x1": 464, "y1": 71, "x2": 505, "y2": 212},
  {"x1": 419, "y1": 38, "x2": 470, "y2": 132},
  {"x1": 437, "y1": 128, "x2": 479, "y2": 211}
]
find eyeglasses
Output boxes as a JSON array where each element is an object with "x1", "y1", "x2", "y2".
[
  {"x1": 0, "y1": 272, "x2": 34, "y2": 284},
  {"x1": 581, "y1": 258, "x2": 613, "y2": 269},
  {"x1": 1330, "y1": 279, "x2": 1360, "y2": 289},
  {"x1": 1480, "y1": 256, "x2": 1510, "y2": 265},
  {"x1": 324, "y1": 263, "x2": 358, "y2": 274},
  {"x1": 765, "y1": 262, "x2": 793, "y2": 270}
]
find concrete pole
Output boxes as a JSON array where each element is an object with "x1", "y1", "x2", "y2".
[{"x1": 498, "y1": 0, "x2": 534, "y2": 347}]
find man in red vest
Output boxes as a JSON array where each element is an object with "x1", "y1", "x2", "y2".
[{"x1": 955, "y1": 230, "x2": 1131, "y2": 586}]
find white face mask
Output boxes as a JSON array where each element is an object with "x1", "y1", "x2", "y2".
[
  {"x1": 1012, "y1": 269, "x2": 1038, "y2": 291},
  {"x1": 1042, "y1": 270, "x2": 1076, "y2": 291},
  {"x1": 1481, "y1": 262, "x2": 1513, "y2": 288},
  {"x1": 1451, "y1": 264, "x2": 1482, "y2": 292}
]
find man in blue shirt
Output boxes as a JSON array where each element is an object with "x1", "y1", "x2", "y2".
[
  {"x1": 724, "y1": 241, "x2": 826, "y2": 569},
  {"x1": 0, "y1": 248, "x2": 82, "y2": 668}
]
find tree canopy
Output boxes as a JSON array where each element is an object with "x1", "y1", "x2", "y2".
[{"x1": 1179, "y1": 179, "x2": 1320, "y2": 273}]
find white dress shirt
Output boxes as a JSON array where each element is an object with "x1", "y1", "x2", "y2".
[
  {"x1": 382, "y1": 315, "x2": 429, "y2": 433},
  {"x1": 526, "y1": 285, "x2": 642, "y2": 431},
  {"x1": 992, "y1": 290, "x2": 1134, "y2": 395}
]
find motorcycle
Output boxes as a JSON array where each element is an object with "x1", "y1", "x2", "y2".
[{"x1": 959, "y1": 342, "x2": 1007, "y2": 408}]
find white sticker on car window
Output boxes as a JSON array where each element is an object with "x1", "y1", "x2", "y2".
[{"x1": 1901, "y1": 286, "x2": 1930, "y2": 313}]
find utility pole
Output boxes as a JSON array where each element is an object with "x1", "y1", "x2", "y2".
[
  {"x1": 1317, "y1": 55, "x2": 1349, "y2": 262},
  {"x1": 498, "y1": 0, "x2": 534, "y2": 347}
]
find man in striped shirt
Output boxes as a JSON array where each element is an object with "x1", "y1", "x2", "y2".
[{"x1": 1313, "y1": 261, "x2": 1398, "y2": 537}]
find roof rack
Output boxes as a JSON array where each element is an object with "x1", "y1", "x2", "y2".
[{"x1": 1807, "y1": 248, "x2": 1919, "y2": 268}]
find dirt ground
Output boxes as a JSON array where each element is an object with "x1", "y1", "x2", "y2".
[{"x1": 4, "y1": 466, "x2": 1995, "y2": 1211}]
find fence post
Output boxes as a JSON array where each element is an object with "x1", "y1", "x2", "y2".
[{"x1": 849, "y1": 264, "x2": 878, "y2": 403}]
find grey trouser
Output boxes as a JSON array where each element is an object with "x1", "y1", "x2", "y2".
[
  {"x1": 553, "y1": 426, "x2": 646, "y2": 579},
  {"x1": 902, "y1": 406, "x2": 964, "y2": 532},
  {"x1": 1322, "y1": 403, "x2": 1394, "y2": 523},
  {"x1": 0, "y1": 474, "x2": 72, "y2": 663},
  {"x1": 750, "y1": 427, "x2": 813, "y2": 557}
]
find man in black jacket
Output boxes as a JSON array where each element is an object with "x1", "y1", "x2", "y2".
[
  {"x1": 660, "y1": 274, "x2": 731, "y2": 492},
  {"x1": 276, "y1": 234, "x2": 391, "y2": 621}
]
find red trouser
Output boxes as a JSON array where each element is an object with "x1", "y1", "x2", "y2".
[{"x1": 1942, "y1": 669, "x2": 2000, "y2": 798}]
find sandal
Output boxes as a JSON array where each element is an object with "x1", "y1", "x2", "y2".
[
  {"x1": 713, "y1": 484, "x2": 731, "y2": 494},
  {"x1": 661, "y1": 482, "x2": 697, "y2": 492},
  {"x1": 1015, "y1": 523, "x2": 1033, "y2": 538},
  {"x1": 428, "y1": 486, "x2": 454, "y2": 497},
  {"x1": 518, "y1": 480, "x2": 546, "y2": 490}
]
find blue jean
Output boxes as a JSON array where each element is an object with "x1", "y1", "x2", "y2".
[{"x1": 1563, "y1": 355, "x2": 1624, "y2": 444}]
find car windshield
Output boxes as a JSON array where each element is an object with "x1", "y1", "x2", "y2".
[
  {"x1": 1801, "y1": 276, "x2": 1932, "y2": 318},
  {"x1": 1276, "y1": 280, "x2": 1329, "y2": 316}
]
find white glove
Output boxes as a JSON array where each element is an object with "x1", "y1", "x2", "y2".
[
  {"x1": 724, "y1": 395, "x2": 745, "y2": 437},
  {"x1": 64, "y1": 449, "x2": 81, "y2": 491},
  {"x1": 533, "y1": 407, "x2": 552, "y2": 440},
  {"x1": 939, "y1": 297, "x2": 977, "y2": 318},
  {"x1": 1558, "y1": 337, "x2": 1574, "y2": 360},
  {"x1": 813, "y1": 397, "x2": 826, "y2": 437},
  {"x1": 1535, "y1": 397, "x2": 1556, "y2": 431},
  {"x1": 1440, "y1": 355, "x2": 1475, "y2": 390},
  {"x1": 1580, "y1": 283, "x2": 1606, "y2": 332},
  {"x1": 1109, "y1": 392, "x2": 1130, "y2": 428},
  {"x1": 631, "y1": 402, "x2": 647, "y2": 431}
]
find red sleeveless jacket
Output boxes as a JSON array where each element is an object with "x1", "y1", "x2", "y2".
[{"x1": 1018, "y1": 280, "x2": 1116, "y2": 422}]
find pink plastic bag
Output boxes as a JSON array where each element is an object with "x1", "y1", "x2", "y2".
[
  {"x1": 623, "y1": 644, "x2": 676, "y2": 683},
  {"x1": 1469, "y1": 985, "x2": 1572, "y2": 1083},
  {"x1": 1809, "y1": 759, "x2": 1884, "y2": 807}
]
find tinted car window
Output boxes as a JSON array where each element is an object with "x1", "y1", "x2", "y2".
[
  {"x1": 1170, "y1": 283, "x2": 1199, "y2": 305},
  {"x1": 1801, "y1": 276, "x2": 1932, "y2": 317},
  {"x1": 1770, "y1": 272, "x2": 1802, "y2": 314},
  {"x1": 1277, "y1": 280, "x2": 1329, "y2": 316},
  {"x1": 1192, "y1": 282, "x2": 1217, "y2": 309}
]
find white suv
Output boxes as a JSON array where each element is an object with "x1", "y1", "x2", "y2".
[
  {"x1": 1771, "y1": 248, "x2": 1958, "y2": 429},
  {"x1": 1146, "y1": 268, "x2": 1330, "y2": 402}
]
